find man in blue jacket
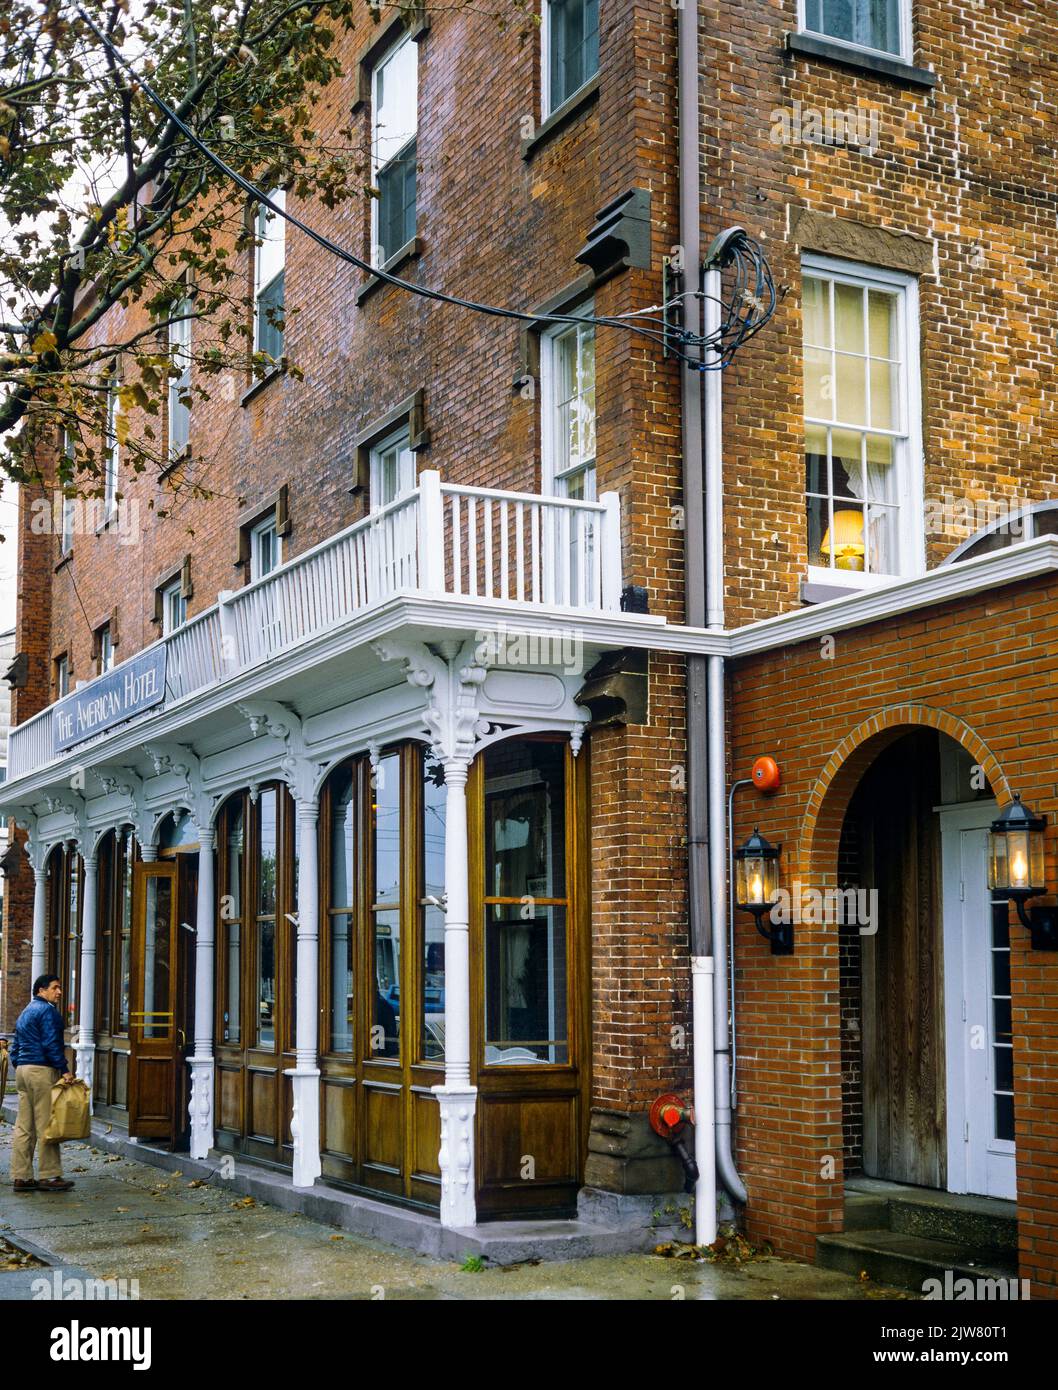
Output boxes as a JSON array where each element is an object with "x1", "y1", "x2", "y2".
[{"x1": 9, "y1": 974, "x2": 75, "y2": 1193}]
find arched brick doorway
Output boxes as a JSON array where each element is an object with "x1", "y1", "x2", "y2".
[{"x1": 800, "y1": 705, "x2": 1011, "y2": 1194}]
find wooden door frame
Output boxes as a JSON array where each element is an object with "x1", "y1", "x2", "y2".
[{"x1": 128, "y1": 859, "x2": 181, "y2": 1142}]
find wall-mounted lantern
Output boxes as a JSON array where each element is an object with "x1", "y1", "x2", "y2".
[
  {"x1": 988, "y1": 793, "x2": 1058, "y2": 950},
  {"x1": 734, "y1": 827, "x2": 790, "y2": 955}
]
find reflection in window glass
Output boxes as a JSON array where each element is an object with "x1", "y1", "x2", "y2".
[
  {"x1": 329, "y1": 766, "x2": 356, "y2": 1054},
  {"x1": 98, "y1": 837, "x2": 113, "y2": 1034},
  {"x1": 257, "y1": 918, "x2": 275, "y2": 1048},
  {"x1": 258, "y1": 789, "x2": 277, "y2": 916},
  {"x1": 65, "y1": 854, "x2": 81, "y2": 1030},
  {"x1": 372, "y1": 753, "x2": 401, "y2": 1056},
  {"x1": 255, "y1": 790, "x2": 277, "y2": 1048},
  {"x1": 142, "y1": 875, "x2": 171, "y2": 1040},
  {"x1": 422, "y1": 757, "x2": 446, "y2": 1061},
  {"x1": 483, "y1": 741, "x2": 569, "y2": 1065},
  {"x1": 223, "y1": 801, "x2": 244, "y2": 1045},
  {"x1": 119, "y1": 832, "x2": 134, "y2": 1033}
]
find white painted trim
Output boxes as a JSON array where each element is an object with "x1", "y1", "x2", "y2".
[
  {"x1": 802, "y1": 253, "x2": 924, "y2": 585},
  {"x1": 729, "y1": 535, "x2": 1058, "y2": 658},
  {"x1": 796, "y1": 0, "x2": 913, "y2": 65}
]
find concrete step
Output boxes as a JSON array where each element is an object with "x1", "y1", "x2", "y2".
[
  {"x1": 843, "y1": 1176, "x2": 1017, "y2": 1257},
  {"x1": 817, "y1": 1229, "x2": 1018, "y2": 1294}
]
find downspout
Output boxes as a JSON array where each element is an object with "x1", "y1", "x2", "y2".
[
  {"x1": 676, "y1": 0, "x2": 717, "y2": 1248},
  {"x1": 703, "y1": 268, "x2": 748, "y2": 1208}
]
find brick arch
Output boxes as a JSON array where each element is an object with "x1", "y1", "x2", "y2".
[{"x1": 800, "y1": 703, "x2": 1009, "y2": 887}]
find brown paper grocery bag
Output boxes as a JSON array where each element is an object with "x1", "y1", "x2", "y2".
[{"x1": 43, "y1": 1077, "x2": 91, "y2": 1142}]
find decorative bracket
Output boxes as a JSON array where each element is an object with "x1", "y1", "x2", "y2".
[
  {"x1": 236, "y1": 699, "x2": 327, "y2": 805},
  {"x1": 371, "y1": 638, "x2": 489, "y2": 766},
  {"x1": 143, "y1": 741, "x2": 218, "y2": 841}
]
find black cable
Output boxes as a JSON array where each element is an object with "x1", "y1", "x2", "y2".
[{"x1": 68, "y1": 4, "x2": 775, "y2": 369}]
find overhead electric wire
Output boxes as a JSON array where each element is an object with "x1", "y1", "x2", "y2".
[{"x1": 69, "y1": 4, "x2": 775, "y2": 370}]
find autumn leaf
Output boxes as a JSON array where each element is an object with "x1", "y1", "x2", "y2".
[{"x1": 32, "y1": 331, "x2": 57, "y2": 355}]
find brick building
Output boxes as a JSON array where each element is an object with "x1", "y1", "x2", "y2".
[{"x1": 1, "y1": 0, "x2": 1056, "y2": 1290}]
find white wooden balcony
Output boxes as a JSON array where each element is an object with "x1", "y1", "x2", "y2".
[{"x1": 7, "y1": 472, "x2": 623, "y2": 781}]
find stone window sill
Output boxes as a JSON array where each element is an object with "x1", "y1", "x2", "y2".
[
  {"x1": 785, "y1": 32, "x2": 938, "y2": 88},
  {"x1": 355, "y1": 238, "x2": 424, "y2": 306},
  {"x1": 522, "y1": 75, "x2": 600, "y2": 160},
  {"x1": 240, "y1": 364, "x2": 285, "y2": 407}
]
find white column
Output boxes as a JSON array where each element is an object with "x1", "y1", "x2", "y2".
[
  {"x1": 290, "y1": 796, "x2": 321, "y2": 1189},
  {"x1": 30, "y1": 859, "x2": 48, "y2": 982},
  {"x1": 74, "y1": 850, "x2": 98, "y2": 1098},
  {"x1": 434, "y1": 756, "x2": 477, "y2": 1228},
  {"x1": 188, "y1": 826, "x2": 216, "y2": 1159}
]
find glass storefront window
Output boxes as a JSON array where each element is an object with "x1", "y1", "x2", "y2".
[
  {"x1": 222, "y1": 801, "x2": 244, "y2": 1045},
  {"x1": 255, "y1": 789, "x2": 277, "y2": 1048},
  {"x1": 329, "y1": 765, "x2": 356, "y2": 1054},
  {"x1": 118, "y1": 831, "x2": 134, "y2": 1033},
  {"x1": 421, "y1": 756, "x2": 446, "y2": 1062},
  {"x1": 371, "y1": 754, "x2": 401, "y2": 1057},
  {"x1": 483, "y1": 740, "x2": 569, "y2": 1065}
]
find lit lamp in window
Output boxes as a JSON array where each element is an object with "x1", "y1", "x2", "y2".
[
  {"x1": 821, "y1": 509, "x2": 865, "y2": 572},
  {"x1": 734, "y1": 827, "x2": 790, "y2": 955},
  {"x1": 988, "y1": 793, "x2": 1057, "y2": 950}
]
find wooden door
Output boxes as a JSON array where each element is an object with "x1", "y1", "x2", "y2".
[
  {"x1": 128, "y1": 861, "x2": 183, "y2": 1143},
  {"x1": 860, "y1": 732, "x2": 946, "y2": 1187}
]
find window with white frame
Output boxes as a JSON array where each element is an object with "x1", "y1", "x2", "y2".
[
  {"x1": 249, "y1": 513, "x2": 282, "y2": 582},
  {"x1": 60, "y1": 429, "x2": 75, "y2": 556},
  {"x1": 161, "y1": 579, "x2": 187, "y2": 635},
  {"x1": 168, "y1": 295, "x2": 192, "y2": 459},
  {"x1": 371, "y1": 34, "x2": 417, "y2": 266},
  {"x1": 544, "y1": 0, "x2": 599, "y2": 115},
  {"x1": 802, "y1": 255, "x2": 923, "y2": 585},
  {"x1": 369, "y1": 427, "x2": 416, "y2": 511},
  {"x1": 798, "y1": 0, "x2": 910, "y2": 61},
  {"x1": 254, "y1": 191, "x2": 285, "y2": 359},
  {"x1": 55, "y1": 653, "x2": 70, "y2": 699},
  {"x1": 97, "y1": 623, "x2": 114, "y2": 675},
  {"x1": 542, "y1": 308, "x2": 596, "y2": 501},
  {"x1": 104, "y1": 372, "x2": 120, "y2": 518}
]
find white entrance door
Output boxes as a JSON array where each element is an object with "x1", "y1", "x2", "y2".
[{"x1": 941, "y1": 806, "x2": 1017, "y2": 1201}]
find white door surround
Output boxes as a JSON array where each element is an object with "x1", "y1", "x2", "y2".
[{"x1": 940, "y1": 802, "x2": 1017, "y2": 1202}]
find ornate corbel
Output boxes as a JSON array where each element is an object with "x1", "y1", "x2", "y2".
[
  {"x1": 236, "y1": 699, "x2": 326, "y2": 806},
  {"x1": 143, "y1": 741, "x2": 218, "y2": 842},
  {"x1": 371, "y1": 638, "x2": 490, "y2": 765}
]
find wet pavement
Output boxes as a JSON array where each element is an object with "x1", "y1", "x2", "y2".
[{"x1": 0, "y1": 1115, "x2": 911, "y2": 1301}]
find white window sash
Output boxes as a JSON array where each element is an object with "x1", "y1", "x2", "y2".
[
  {"x1": 254, "y1": 191, "x2": 285, "y2": 352},
  {"x1": 540, "y1": 307, "x2": 596, "y2": 500},
  {"x1": 371, "y1": 34, "x2": 417, "y2": 266},
  {"x1": 796, "y1": 0, "x2": 912, "y2": 64},
  {"x1": 250, "y1": 516, "x2": 282, "y2": 582},
  {"x1": 104, "y1": 380, "x2": 120, "y2": 514},
  {"x1": 369, "y1": 427, "x2": 416, "y2": 513},
  {"x1": 802, "y1": 253, "x2": 923, "y2": 586}
]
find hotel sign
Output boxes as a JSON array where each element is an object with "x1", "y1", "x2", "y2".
[{"x1": 53, "y1": 647, "x2": 167, "y2": 753}]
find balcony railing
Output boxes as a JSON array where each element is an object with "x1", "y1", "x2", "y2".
[{"x1": 7, "y1": 472, "x2": 622, "y2": 782}]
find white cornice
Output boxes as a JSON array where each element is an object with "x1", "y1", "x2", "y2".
[{"x1": 727, "y1": 536, "x2": 1058, "y2": 659}]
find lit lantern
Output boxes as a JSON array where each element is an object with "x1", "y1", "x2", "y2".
[
  {"x1": 988, "y1": 793, "x2": 1056, "y2": 950},
  {"x1": 734, "y1": 827, "x2": 790, "y2": 955}
]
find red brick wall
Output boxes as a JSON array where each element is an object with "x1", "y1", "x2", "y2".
[{"x1": 730, "y1": 576, "x2": 1058, "y2": 1287}]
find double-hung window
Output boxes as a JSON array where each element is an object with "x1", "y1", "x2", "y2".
[
  {"x1": 161, "y1": 579, "x2": 187, "y2": 635},
  {"x1": 802, "y1": 255, "x2": 923, "y2": 585},
  {"x1": 55, "y1": 653, "x2": 70, "y2": 699},
  {"x1": 798, "y1": 0, "x2": 911, "y2": 62},
  {"x1": 544, "y1": 0, "x2": 599, "y2": 116},
  {"x1": 97, "y1": 622, "x2": 114, "y2": 675},
  {"x1": 250, "y1": 512, "x2": 282, "y2": 582},
  {"x1": 369, "y1": 427, "x2": 416, "y2": 512},
  {"x1": 254, "y1": 191, "x2": 285, "y2": 360},
  {"x1": 542, "y1": 308, "x2": 596, "y2": 502},
  {"x1": 168, "y1": 295, "x2": 192, "y2": 458},
  {"x1": 371, "y1": 34, "x2": 417, "y2": 266},
  {"x1": 60, "y1": 429, "x2": 75, "y2": 557},
  {"x1": 104, "y1": 373, "x2": 120, "y2": 518}
]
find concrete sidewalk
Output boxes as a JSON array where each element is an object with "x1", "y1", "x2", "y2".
[{"x1": 0, "y1": 1113, "x2": 911, "y2": 1300}]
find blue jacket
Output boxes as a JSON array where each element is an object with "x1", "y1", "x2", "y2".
[{"x1": 9, "y1": 997, "x2": 69, "y2": 1073}]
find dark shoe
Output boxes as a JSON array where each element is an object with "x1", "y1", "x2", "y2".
[
  {"x1": 37, "y1": 1178, "x2": 73, "y2": 1192},
  {"x1": 12, "y1": 1179, "x2": 38, "y2": 1193}
]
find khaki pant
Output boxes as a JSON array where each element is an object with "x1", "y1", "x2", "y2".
[{"x1": 11, "y1": 1065, "x2": 63, "y2": 1182}]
